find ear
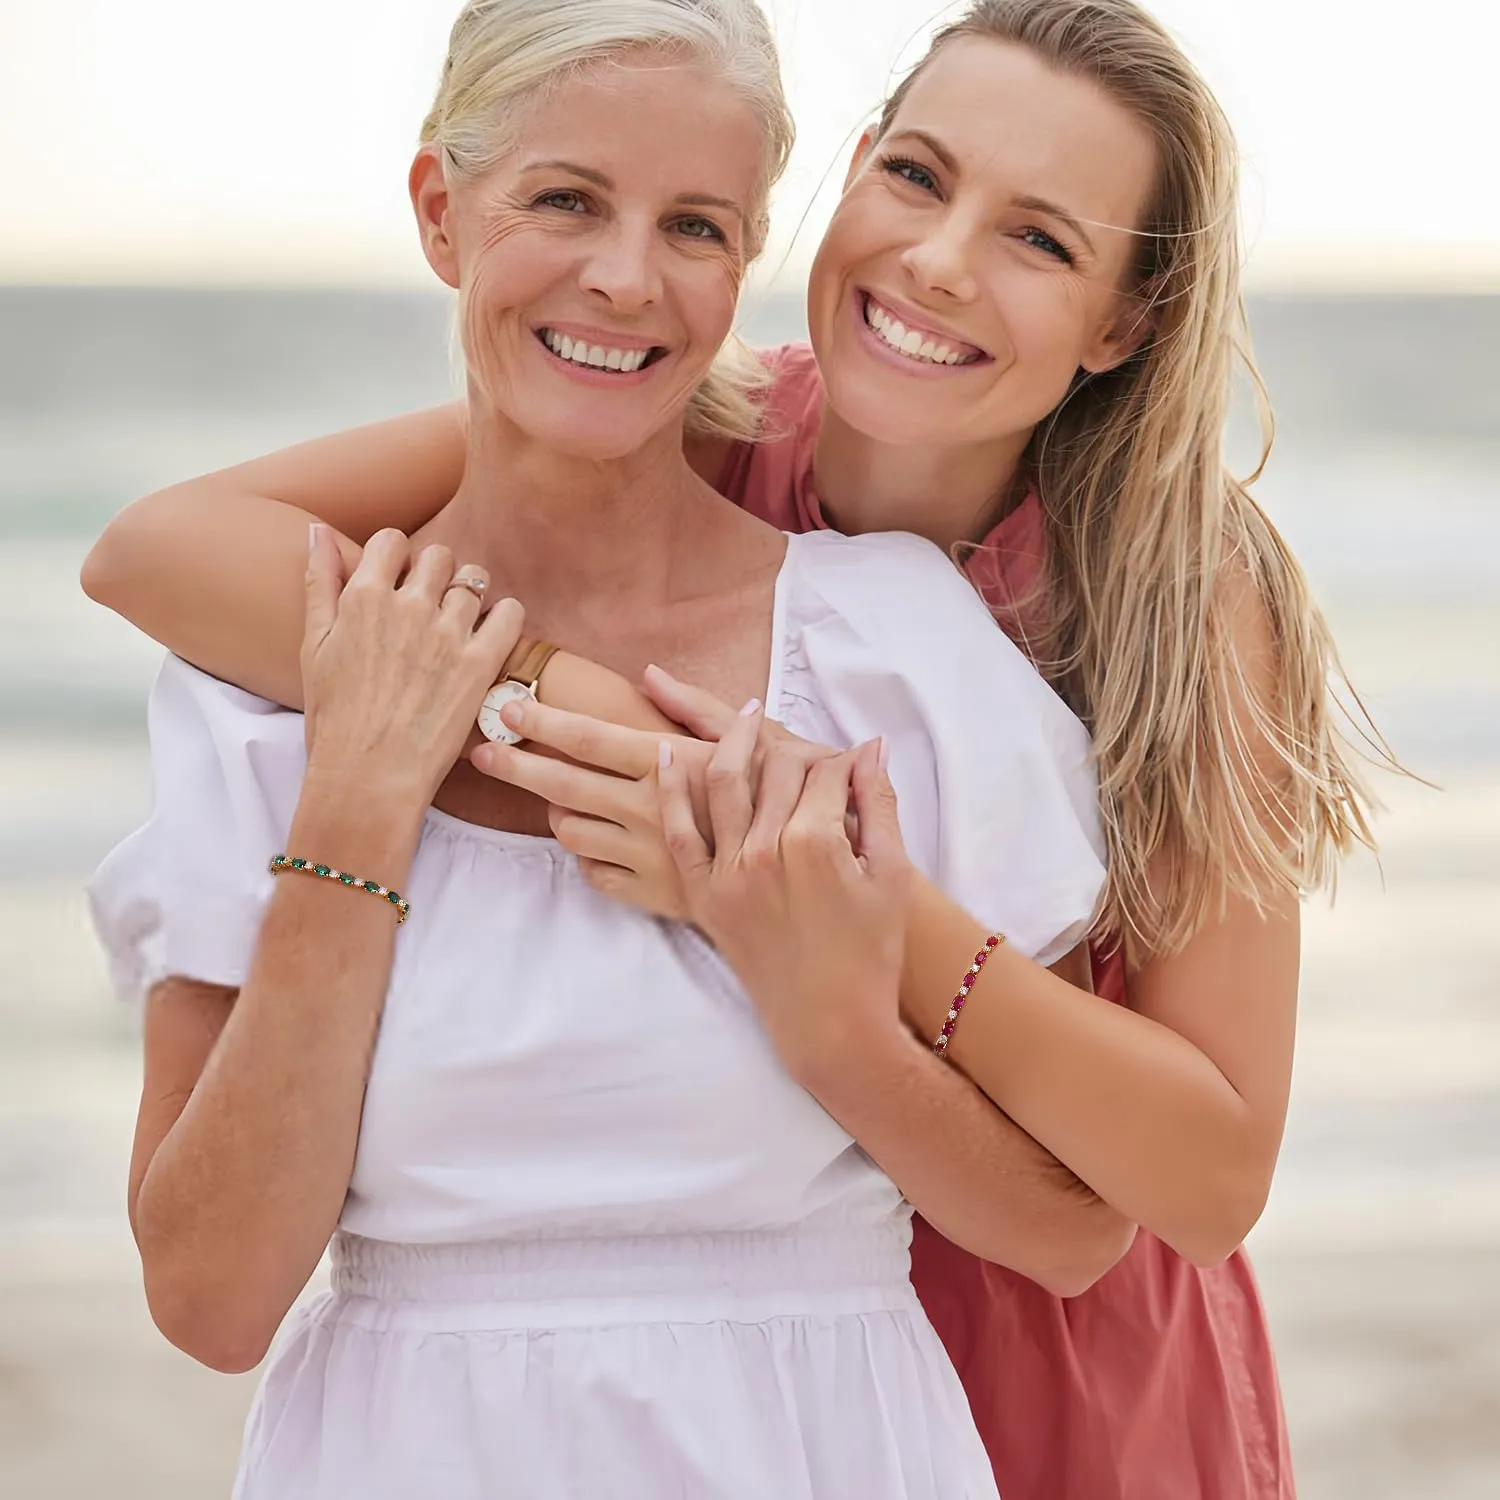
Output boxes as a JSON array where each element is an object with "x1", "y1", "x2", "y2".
[
  {"x1": 1079, "y1": 282, "x2": 1159, "y2": 375},
  {"x1": 410, "y1": 145, "x2": 460, "y2": 290},
  {"x1": 841, "y1": 128, "x2": 877, "y2": 193}
]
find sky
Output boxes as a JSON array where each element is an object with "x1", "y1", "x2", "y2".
[{"x1": 1, "y1": 0, "x2": 1496, "y2": 289}]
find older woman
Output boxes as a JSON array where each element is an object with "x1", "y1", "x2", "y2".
[
  {"x1": 88, "y1": 2, "x2": 1109, "y2": 1496},
  {"x1": 86, "y1": 4, "x2": 1391, "y2": 1497}
]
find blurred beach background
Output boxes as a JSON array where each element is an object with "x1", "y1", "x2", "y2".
[{"x1": 2, "y1": 2, "x2": 1497, "y2": 1497}]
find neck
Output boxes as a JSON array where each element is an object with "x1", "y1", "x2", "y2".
[
  {"x1": 812, "y1": 406, "x2": 1033, "y2": 552},
  {"x1": 417, "y1": 403, "x2": 723, "y2": 611}
]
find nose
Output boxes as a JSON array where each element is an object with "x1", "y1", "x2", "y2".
[
  {"x1": 899, "y1": 210, "x2": 978, "y2": 303},
  {"x1": 579, "y1": 215, "x2": 664, "y2": 313}
]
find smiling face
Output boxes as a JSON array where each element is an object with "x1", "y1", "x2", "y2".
[
  {"x1": 413, "y1": 51, "x2": 764, "y2": 462},
  {"x1": 808, "y1": 36, "x2": 1160, "y2": 450}
]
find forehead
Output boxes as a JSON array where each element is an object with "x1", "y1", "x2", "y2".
[
  {"x1": 508, "y1": 54, "x2": 765, "y2": 200},
  {"x1": 891, "y1": 36, "x2": 1157, "y2": 235}
]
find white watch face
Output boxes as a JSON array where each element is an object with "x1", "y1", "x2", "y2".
[{"x1": 477, "y1": 680, "x2": 534, "y2": 745}]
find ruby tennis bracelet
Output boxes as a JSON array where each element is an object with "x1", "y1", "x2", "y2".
[{"x1": 933, "y1": 934, "x2": 1004, "y2": 1057}]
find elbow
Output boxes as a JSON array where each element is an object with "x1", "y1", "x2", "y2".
[
  {"x1": 955, "y1": 1203, "x2": 1138, "y2": 1299},
  {"x1": 1031, "y1": 1212, "x2": 1138, "y2": 1299},
  {"x1": 79, "y1": 530, "x2": 120, "y2": 608},
  {"x1": 82, "y1": 486, "x2": 189, "y2": 613},
  {"x1": 142, "y1": 1261, "x2": 276, "y2": 1375},
  {"x1": 80, "y1": 499, "x2": 153, "y2": 612},
  {"x1": 1165, "y1": 1167, "x2": 1274, "y2": 1270}
]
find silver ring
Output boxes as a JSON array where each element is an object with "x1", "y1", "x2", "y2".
[{"x1": 446, "y1": 575, "x2": 487, "y2": 599}]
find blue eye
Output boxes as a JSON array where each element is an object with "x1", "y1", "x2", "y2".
[
  {"x1": 880, "y1": 155, "x2": 940, "y2": 194},
  {"x1": 1021, "y1": 227, "x2": 1074, "y2": 264}
]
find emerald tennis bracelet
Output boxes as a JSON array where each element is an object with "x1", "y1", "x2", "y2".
[{"x1": 269, "y1": 854, "x2": 411, "y2": 924}]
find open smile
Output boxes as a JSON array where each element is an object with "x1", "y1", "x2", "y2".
[
  {"x1": 535, "y1": 326, "x2": 669, "y2": 375},
  {"x1": 858, "y1": 291, "x2": 988, "y2": 367}
]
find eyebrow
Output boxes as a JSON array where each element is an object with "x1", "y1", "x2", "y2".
[
  {"x1": 522, "y1": 159, "x2": 744, "y2": 220},
  {"x1": 882, "y1": 130, "x2": 1099, "y2": 258}
]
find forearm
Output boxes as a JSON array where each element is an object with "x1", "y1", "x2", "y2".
[
  {"x1": 83, "y1": 491, "x2": 343, "y2": 706},
  {"x1": 799, "y1": 1019, "x2": 1135, "y2": 1296},
  {"x1": 135, "y1": 783, "x2": 421, "y2": 1370},
  {"x1": 901, "y1": 875, "x2": 1274, "y2": 1263}
]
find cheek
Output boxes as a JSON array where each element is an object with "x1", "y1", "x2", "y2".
[
  {"x1": 810, "y1": 195, "x2": 883, "y2": 309},
  {"x1": 677, "y1": 256, "x2": 742, "y2": 348},
  {"x1": 999, "y1": 272, "x2": 1095, "y2": 385}
]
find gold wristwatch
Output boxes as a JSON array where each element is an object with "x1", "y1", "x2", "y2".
[{"x1": 476, "y1": 639, "x2": 560, "y2": 745}]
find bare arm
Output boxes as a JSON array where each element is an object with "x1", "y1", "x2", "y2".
[
  {"x1": 799, "y1": 994, "x2": 1136, "y2": 1296},
  {"x1": 80, "y1": 405, "x2": 725, "y2": 708},
  {"x1": 900, "y1": 876, "x2": 1295, "y2": 1268},
  {"x1": 123, "y1": 531, "x2": 525, "y2": 1371},
  {"x1": 83, "y1": 405, "x2": 466, "y2": 700},
  {"x1": 132, "y1": 790, "x2": 422, "y2": 1372},
  {"x1": 898, "y1": 579, "x2": 1299, "y2": 1267}
]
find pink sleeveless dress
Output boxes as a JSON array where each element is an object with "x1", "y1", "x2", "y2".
[{"x1": 720, "y1": 344, "x2": 1296, "y2": 1500}]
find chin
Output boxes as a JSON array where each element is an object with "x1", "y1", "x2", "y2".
[
  {"x1": 820, "y1": 365, "x2": 956, "y2": 448},
  {"x1": 513, "y1": 404, "x2": 666, "y2": 463}
]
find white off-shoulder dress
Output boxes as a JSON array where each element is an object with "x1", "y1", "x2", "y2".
[{"x1": 91, "y1": 529, "x2": 1104, "y2": 1500}]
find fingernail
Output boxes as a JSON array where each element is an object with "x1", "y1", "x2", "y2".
[
  {"x1": 499, "y1": 700, "x2": 525, "y2": 729},
  {"x1": 471, "y1": 745, "x2": 492, "y2": 773},
  {"x1": 739, "y1": 697, "x2": 762, "y2": 717},
  {"x1": 658, "y1": 739, "x2": 674, "y2": 770},
  {"x1": 308, "y1": 522, "x2": 321, "y2": 555},
  {"x1": 877, "y1": 735, "x2": 889, "y2": 770}
]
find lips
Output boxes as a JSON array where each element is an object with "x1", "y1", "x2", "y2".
[
  {"x1": 535, "y1": 326, "x2": 667, "y2": 374},
  {"x1": 860, "y1": 291, "x2": 988, "y2": 366}
]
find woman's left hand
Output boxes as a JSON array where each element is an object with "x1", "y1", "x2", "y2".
[
  {"x1": 468, "y1": 685, "x2": 839, "y2": 922},
  {"x1": 658, "y1": 710, "x2": 914, "y2": 1086}
]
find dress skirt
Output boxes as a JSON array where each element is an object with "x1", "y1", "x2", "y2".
[{"x1": 232, "y1": 1225, "x2": 1000, "y2": 1500}]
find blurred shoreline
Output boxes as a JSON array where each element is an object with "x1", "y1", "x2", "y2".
[{"x1": 1, "y1": 285, "x2": 1496, "y2": 1499}]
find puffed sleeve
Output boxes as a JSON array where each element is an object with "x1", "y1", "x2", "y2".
[
  {"x1": 87, "y1": 655, "x2": 307, "y2": 1004},
  {"x1": 780, "y1": 531, "x2": 1105, "y2": 966}
]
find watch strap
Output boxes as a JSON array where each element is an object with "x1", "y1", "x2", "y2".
[{"x1": 504, "y1": 639, "x2": 560, "y2": 690}]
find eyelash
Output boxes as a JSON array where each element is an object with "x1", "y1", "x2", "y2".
[
  {"x1": 532, "y1": 192, "x2": 726, "y2": 244},
  {"x1": 879, "y1": 154, "x2": 938, "y2": 194},
  {"x1": 876, "y1": 155, "x2": 1076, "y2": 266},
  {"x1": 1020, "y1": 227, "x2": 1074, "y2": 265}
]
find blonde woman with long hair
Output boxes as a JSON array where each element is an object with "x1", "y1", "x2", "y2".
[{"x1": 85, "y1": 2, "x2": 1380, "y2": 1496}]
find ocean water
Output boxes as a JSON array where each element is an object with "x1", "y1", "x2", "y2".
[{"x1": 1, "y1": 286, "x2": 1498, "y2": 1498}]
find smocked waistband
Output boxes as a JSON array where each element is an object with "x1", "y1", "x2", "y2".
[{"x1": 324, "y1": 1225, "x2": 917, "y2": 1331}]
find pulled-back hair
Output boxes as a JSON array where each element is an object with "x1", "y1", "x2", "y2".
[{"x1": 422, "y1": 0, "x2": 795, "y2": 441}]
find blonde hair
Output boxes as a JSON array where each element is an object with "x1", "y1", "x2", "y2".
[
  {"x1": 880, "y1": 0, "x2": 1384, "y2": 958},
  {"x1": 421, "y1": 0, "x2": 795, "y2": 441}
]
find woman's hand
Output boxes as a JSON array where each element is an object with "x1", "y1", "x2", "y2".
[
  {"x1": 468, "y1": 685, "x2": 841, "y2": 920},
  {"x1": 471, "y1": 700, "x2": 706, "y2": 919},
  {"x1": 300, "y1": 524, "x2": 524, "y2": 813},
  {"x1": 658, "y1": 710, "x2": 914, "y2": 1085}
]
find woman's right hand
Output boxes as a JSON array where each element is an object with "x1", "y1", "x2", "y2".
[{"x1": 300, "y1": 524, "x2": 524, "y2": 813}]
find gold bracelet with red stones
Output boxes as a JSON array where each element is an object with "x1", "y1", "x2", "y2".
[{"x1": 932, "y1": 934, "x2": 1004, "y2": 1057}]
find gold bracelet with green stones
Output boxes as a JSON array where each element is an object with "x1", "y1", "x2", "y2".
[{"x1": 269, "y1": 854, "x2": 410, "y2": 924}]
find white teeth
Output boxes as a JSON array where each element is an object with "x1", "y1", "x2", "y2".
[
  {"x1": 541, "y1": 329, "x2": 653, "y2": 374},
  {"x1": 863, "y1": 297, "x2": 975, "y2": 367}
]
